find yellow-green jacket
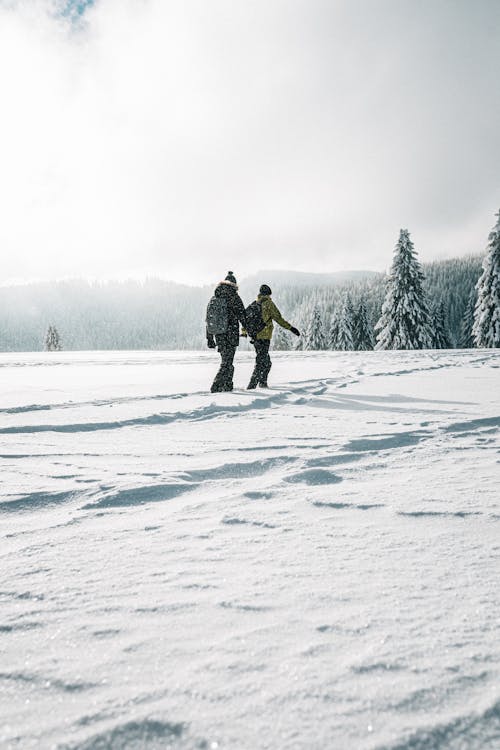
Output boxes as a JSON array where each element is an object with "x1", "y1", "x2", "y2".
[{"x1": 255, "y1": 294, "x2": 292, "y2": 340}]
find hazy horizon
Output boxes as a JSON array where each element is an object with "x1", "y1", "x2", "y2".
[
  {"x1": 0, "y1": 248, "x2": 484, "y2": 290},
  {"x1": 1, "y1": 0, "x2": 499, "y2": 285}
]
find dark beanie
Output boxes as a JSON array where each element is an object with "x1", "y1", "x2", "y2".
[
  {"x1": 225, "y1": 271, "x2": 237, "y2": 285},
  {"x1": 259, "y1": 284, "x2": 272, "y2": 296}
]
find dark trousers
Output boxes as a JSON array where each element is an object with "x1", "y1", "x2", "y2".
[
  {"x1": 249, "y1": 339, "x2": 272, "y2": 386},
  {"x1": 211, "y1": 335, "x2": 236, "y2": 392}
]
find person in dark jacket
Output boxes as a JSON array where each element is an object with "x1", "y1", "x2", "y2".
[
  {"x1": 207, "y1": 272, "x2": 247, "y2": 392},
  {"x1": 246, "y1": 284, "x2": 300, "y2": 389}
]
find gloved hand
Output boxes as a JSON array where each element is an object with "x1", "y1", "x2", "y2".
[
  {"x1": 207, "y1": 338, "x2": 216, "y2": 349},
  {"x1": 290, "y1": 326, "x2": 300, "y2": 336},
  {"x1": 240, "y1": 331, "x2": 248, "y2": 338}
]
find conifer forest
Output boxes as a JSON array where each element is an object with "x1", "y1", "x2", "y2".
[{"x1": 1, "y1": 211, "x2": 499, "y2": 352}]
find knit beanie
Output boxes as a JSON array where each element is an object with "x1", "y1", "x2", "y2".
[
  {"x1": 259, "y1": 284, "x2": 272, "y2": 296},
  {"x1": 225, "y1": 271, "x2": 237, "y2": 285}
]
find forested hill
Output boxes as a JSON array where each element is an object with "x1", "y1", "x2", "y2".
[
  {"x1": 0, "y1": 255, "x2": 483, "y2": 351},
  {"x1": 240, "y1": 269, "x2": 378, "y2": 292}
]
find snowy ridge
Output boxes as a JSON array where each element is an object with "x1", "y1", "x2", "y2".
[{"x1": 1, "y1": 350, "x2": 499, "y2": 749}]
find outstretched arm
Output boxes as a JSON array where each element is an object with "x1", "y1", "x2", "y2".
[
  {"x1": 267, "y1": 299, "x2": 292, "y2": 330},
  {"x1": 267, "y1": 299, "x2": 300, "y2": 336}
]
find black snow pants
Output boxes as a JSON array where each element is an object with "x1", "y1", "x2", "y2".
[
  {"x1": 211, "y1": 335, "x2": 236, "y2": 392},
  {"x1": 249, "y1": 339, "x2": 272, "y2": 387}
]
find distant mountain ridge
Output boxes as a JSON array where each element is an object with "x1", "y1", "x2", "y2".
[{"x1": 240, "y1": 269, "x2": 380, "y2": 292}]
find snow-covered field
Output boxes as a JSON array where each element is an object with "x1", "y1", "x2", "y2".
[{"x1": 1, "y1": 349, "x2": 499, "y2": 750}]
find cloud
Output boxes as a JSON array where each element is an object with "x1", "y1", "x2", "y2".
[{"x1": 0, "y1": 0, "x2": 499, "y2": 285}]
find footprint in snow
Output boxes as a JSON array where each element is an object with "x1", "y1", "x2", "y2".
[
  {"x1": 285, "y1": 469, "x2": 343, "y2": 485},
  {"x1": 244, "y1": 491, "x2": 274, "y2": 500},
  {"x1": 397, "y1": 510, "x2": 480, "y2": 519},
  {"x1": 81, "y1": 482, "x2": 196, "y2": 509},
  {"x1": 219, "y1": 601, "x2": 273, "y2": 612},
  {"x1": 312, "y1": 501, "x2": 384, "y2": 510},
  {"x1": 221, "y1": 516, "x2": 277, "y2": 529},
  {"x1": 343, "y1": 431, "x2": 426, "y2": 452}
]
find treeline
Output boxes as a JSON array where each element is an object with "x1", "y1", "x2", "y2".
[
  {"x1": 0, "y1": 279, "x2": 207, "y2": 351},
  {"x1": 266, "y1": 254, "x2": 483, "y2": 350},
  {"x1": 1, "y1": 220, "x2": 498, "y2": 352},
  {"x1": 0, "y1": 256, "x2": 483, "y2": 352},
  {"x1": 289, "y1": 209, "x2": 499, "y2": 351}
]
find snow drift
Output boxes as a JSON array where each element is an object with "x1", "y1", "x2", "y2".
[{"x1": 1, "y1": 349, "x2": 499, "y2": 749}]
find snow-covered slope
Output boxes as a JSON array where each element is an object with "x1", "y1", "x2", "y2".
[{"x1": 1, "y1": 350, "x2": 499, "y2": 749}]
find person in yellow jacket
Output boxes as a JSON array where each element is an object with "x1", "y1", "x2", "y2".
[{"x1": 246, "y1": 284, "x2": 300, "y2": 389}]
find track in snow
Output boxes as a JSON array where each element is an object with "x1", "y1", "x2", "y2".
[{"x1": 1, "y1": 349, "x2": 499, "y2": 749}]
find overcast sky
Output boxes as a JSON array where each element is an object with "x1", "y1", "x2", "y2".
[{"x1": 0, "y1": 0, "x2": 499, "y2": 286}]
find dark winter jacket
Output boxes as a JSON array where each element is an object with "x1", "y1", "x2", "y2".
[{"x1": 207, "y1": 281, "x2": 247, "y2": 348}]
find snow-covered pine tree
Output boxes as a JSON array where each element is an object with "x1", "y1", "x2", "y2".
[
  {"x1": 459, "y1": 288, "x2": 476, "y2": 348},
  {"x1": 336, "y1": 295, "x2": 355, "y2": 350},
  {"x1": 473, "y1": 210, "x2": 500, "y2": 348},
  {"x1": 353, "y1": 298, "x2": 374, "y2": 350},
  {"x1": 304, "y1": 306, "x2": 326, "y2": 350},
  {"x1": 375, "y1": 229, "x2": 434, "y2": 350},
  {"x1": 294, "y1": 333, "x2": 304, "y2": 351},
  {"x1": 45, "y1": 325, "x2": 62, "y2": 351},
  {"x1": 328, "y1": 309, "x2": 340, "y2": 350},
  {"x1": 273, "y1": 325, "x2": 290, "y2": 351},
  {"x1": 431, "y1": 301, "x2": 452, "y2": 349}
]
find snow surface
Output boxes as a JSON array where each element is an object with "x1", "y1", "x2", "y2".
[{"x1": 1, "y1": 349, "x2": 499, "y2": 750}]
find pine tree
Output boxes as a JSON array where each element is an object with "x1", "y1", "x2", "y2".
[
  {"x1": 273, "y1": 325, "x2": 290, "y2": 351},
  {"x1": 431, "y1": 301, "x2": 452, "y2": 349},
  {"x1": 294, "y1": 333, "x2": 304, "y2": 351},
  {"x1": 459, "y1": 288, "x2": 476, "y2": 348},
  {"x1": 336, "y1": 295, "x2": 355, "y2": 350},
  {"x1": 353, "y1": 298, "x2": 374, "y2": 350},
  {"x1": 473, "y1": 210, "x2": 500, "y2": 348},
  {"x1": 304, "y1": 306, "x2": 326, "y2": 350},
  {"x1": 328, "y1": 309, "x2": 340, "y2": 350},
  {"x1": 375, "y1": 229, "x2": 434, "y2": 350},
  {"x1": 45, "y1": 325, "x2": 62, "y2": 352}
]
